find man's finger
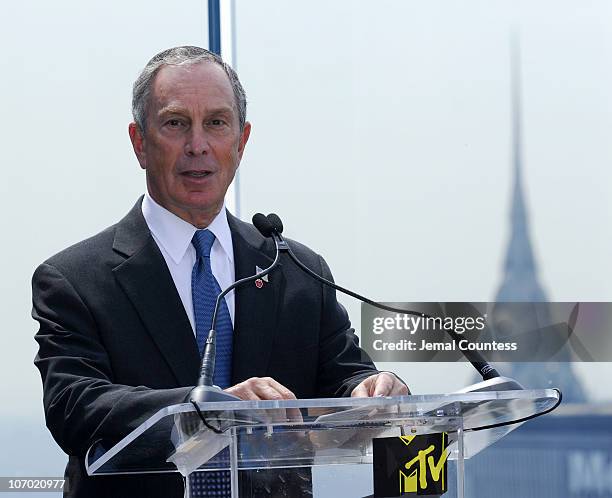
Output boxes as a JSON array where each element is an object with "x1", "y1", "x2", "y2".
[
  {"x1": 264, "y1": 377, "x2": 297, "y2": 400},
  {"x1": 391, "y1": 378, "x2": 410, "y2": 395},
  {"x1": 253, "y1": 382, "x2": 288, "y2": 401},
  {"x1": 385, "y1": 372, "x2": 410, "y2": 395},
  {"x1": 226, "y1": 377, "x2": 296, "y2": 401},
  {"x1": 375, "y1": 372, "x2": 410, "y2": 396},
  {"x1": 226, "y1": 382, "x2": 262, "y2": 401},
  {"x1": 351, "y1": 376, "x2": 374, "y2": 397},
  {"x1": 372, "y1": 373, "x2": 395, "y2": 397},
  {"x1": 286, "y1": 407, "x2": 303, "y2": 423},
  {"x1": 351, "y1": 373, "x2": 409, "y2": 398}
]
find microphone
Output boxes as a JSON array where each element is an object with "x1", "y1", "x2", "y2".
[
  {"x1": 267, "y1": 213, "x2": 283, "y2": 234},
  {"x1": 188, "y1": 214, "x2": 283, "y2": 403},
  {"x1": 252, "y1": 212, "x2": 274, "y2": 237},
  {"x1": 259, "y1": 213, "x2": 523, "y2": 392}
]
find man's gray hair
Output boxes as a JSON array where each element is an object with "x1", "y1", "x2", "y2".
[{"x1": 132, "y1": 46, "x2": 247, "y2": 133}]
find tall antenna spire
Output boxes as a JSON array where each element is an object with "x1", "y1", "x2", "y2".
[
  {"x1": 496, "y1": 33, "x2": 545, "y2": 302},
  {"x1": 494, "y1": 33, "x2": 585, "y2": 402}
]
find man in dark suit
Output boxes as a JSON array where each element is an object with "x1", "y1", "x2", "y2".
[{"x1": 33, "y1": 46, "x2": 407, "y2": 497}]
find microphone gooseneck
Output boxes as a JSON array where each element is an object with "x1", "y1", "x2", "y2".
[
  {"x1": 259, "y1": 213, "x2": 502, "y2": 383},
  {"x1": 188, "y1": 213, "x2": 284, "y2": 404}
]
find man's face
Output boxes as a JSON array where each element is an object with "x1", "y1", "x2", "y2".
[{"x1": 129, "y1": 61, "x2": 251, "y2": 227}]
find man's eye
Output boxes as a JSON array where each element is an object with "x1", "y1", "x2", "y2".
[
  {"x1": 166, "y1": 119, "x2": 184, "y2": 127},
  {"x1": 209, "y1": 119, "x2": 226, "y2": 126}
]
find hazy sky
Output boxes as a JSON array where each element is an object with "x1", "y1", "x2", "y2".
[
  {"x1": 0, "y1": 0, "x2": 611, "y2": 478},
  {"x1": 234, "y1": 0, "x2": 612, "y2": 396}
]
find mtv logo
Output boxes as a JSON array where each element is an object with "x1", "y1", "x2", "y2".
[{"x1": 373, "y1": 433, "x2": 448, "y2": 496}]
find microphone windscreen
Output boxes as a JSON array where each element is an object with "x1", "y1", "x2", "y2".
[
  {"x1": 267, "y1": 213, "x2": 284, "y2": 234},
  {"x1": 252, "y1": 213, "x2": 274, "y2": 237}
]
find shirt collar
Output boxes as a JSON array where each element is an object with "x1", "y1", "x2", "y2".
[{"x1": 142, "y1": 192, "x2": 234, "y2": 265}]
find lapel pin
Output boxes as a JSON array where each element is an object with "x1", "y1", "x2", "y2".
[
  {"x1": 255, "y1": 265, "x2": 269, "y2": 283},
  {"x1": 255, "y1": 265, "x2": 268, "y2": 289}
]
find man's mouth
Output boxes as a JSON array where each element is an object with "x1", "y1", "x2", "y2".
[{"x1": 181, "y1": 170, "x2": 212, "y2": 178}]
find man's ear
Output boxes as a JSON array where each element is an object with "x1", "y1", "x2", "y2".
[
  {"x1": 237, "y1": 121, "x2": 251, "y2": 161},
  {"x1": 128, "y1": 122, "x2": 147, "y2": 169}
]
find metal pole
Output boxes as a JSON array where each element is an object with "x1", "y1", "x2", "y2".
[
  {"x1": 208, "y1": 0, "x2": 221, "y2": 55},
  {"x1": 209, "y1": 0, "x2": 241, "y2": 217}
]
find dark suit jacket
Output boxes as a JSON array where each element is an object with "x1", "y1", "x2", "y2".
[{"x1": 33, "y1": 198, "x2": 378, "y2": 497}]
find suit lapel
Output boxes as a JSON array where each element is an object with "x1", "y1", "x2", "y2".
[
  {"x1": 111, "y1": 198, "x2": 200, "y2": 386},
  {"x1": 228, "y1": 213, "x2": 285, "y2": 383}
]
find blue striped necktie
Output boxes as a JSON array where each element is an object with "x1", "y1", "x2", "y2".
[
  {"x1": 190, "y1": 229, "x2": 233, "y2": 496},
  {"x1": 191, "y1": 229, "x2": 233, "y2": 388}
]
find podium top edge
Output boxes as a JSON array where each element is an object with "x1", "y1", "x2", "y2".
[{"x1": 165, "y1": 388, "x2": 559, "y2": 414}]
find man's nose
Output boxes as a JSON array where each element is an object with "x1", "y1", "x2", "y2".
[{"x1": 184, "y1": 127, "x2": 210, "y2": 156}]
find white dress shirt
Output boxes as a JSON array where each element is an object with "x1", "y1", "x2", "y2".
[{"x1": 141, "y1": 193, "x2": 235, "y2": 334}]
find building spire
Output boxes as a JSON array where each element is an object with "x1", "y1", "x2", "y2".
[
  {"x1": 496, "y1": 34, "x2": 545, "y2": 302},
  {"x1": 493, "y1": 34, "x2": 585, "y2": 402}
]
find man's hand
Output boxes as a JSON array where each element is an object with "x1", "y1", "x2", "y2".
[
  {"x1": 350, "y1": 372, "x2": 409, "y2": 398},
  {"x1": 225, "y1": 376, "x2": 297, "y2": 401},
  {"x1": 226, "y1": 377, "x2": 302, "y2": 423}
]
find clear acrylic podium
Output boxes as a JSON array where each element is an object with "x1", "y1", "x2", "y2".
[{"x1": 86, "y1": 389, "x2": 559, "y2": 497}]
